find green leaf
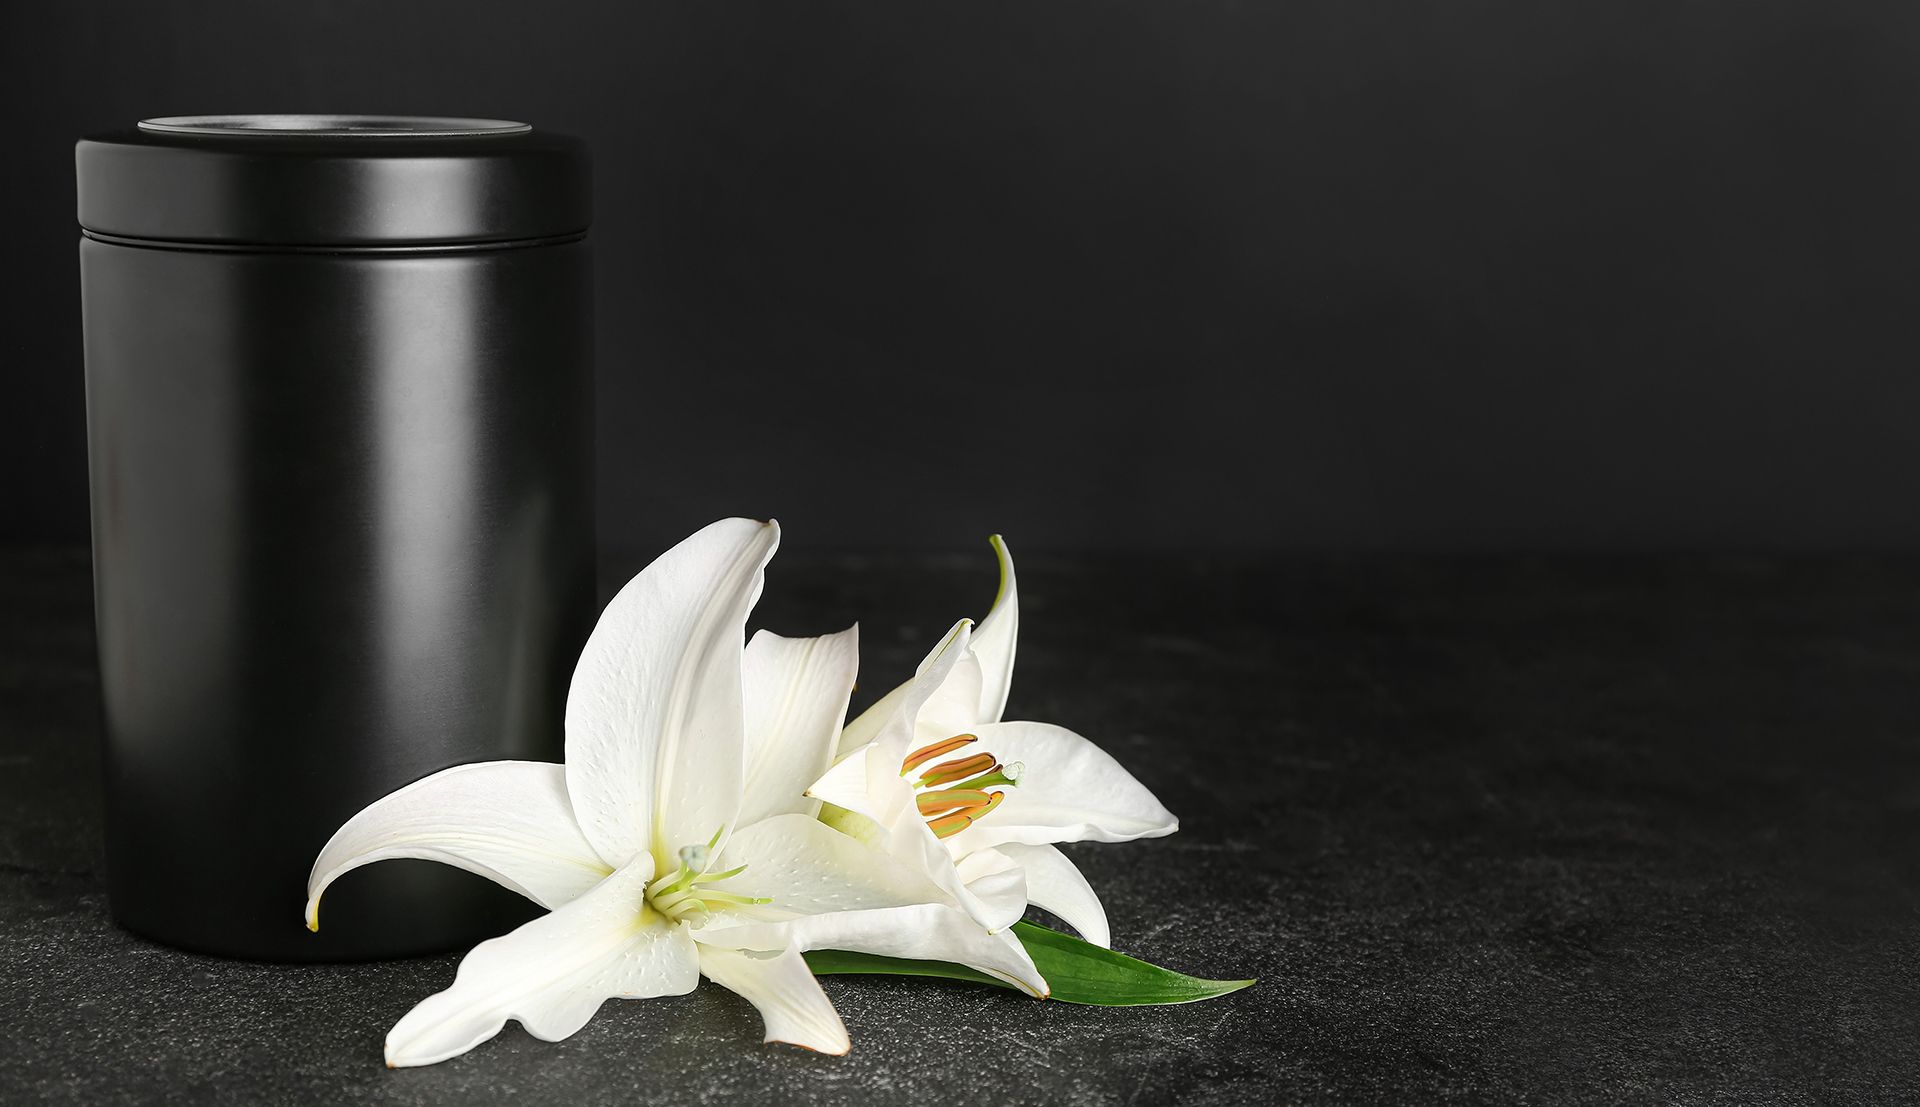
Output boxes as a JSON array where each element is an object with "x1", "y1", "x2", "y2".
[
  {"x1": 803, "y1": 921, "x2": 1255, "y2": 1006},
  {"x1": 1008, "y1": 922, "x2": 1256, "y2": 1005},
  {"x1": 802, "y1": 949, "x2": 1006, "y2": 989}
]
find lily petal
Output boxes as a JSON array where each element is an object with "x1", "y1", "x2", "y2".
[
  {"x1": 835, "y1": 680, "x2": 909, "y2": 760},
  {"x1": 697, "y1": 944, "x2": 850, "y2": 1055},
  {"x1": 805, "y1": 743, "x2": 876, "y2": 818},
  {"x1": 703, "y1": 903, "x2": 1049, "y2": 998},
  {"x1": 384, "y1": 856, "x2": 699, "y2": 1067},
  {"x1": 304, "y1": 761, "x2": 609, "y2": 930},
  {"x1": 990, "y1": 842, "x2": 1111, "y2": 948},
  {"x1": 894, "y1": 536, "x2": 1017, "y2": 734},
  {"x1": 565, "y1": 518, "x2": 778, "y2": 870},
  {"x1": 913, "y1": 643, "x2": 985, "y2": 738},
  {"x1": 706, "y1": 813, "x2": 948, "y2": 917},
  {"x1": 946, "y1": 721, "x2": 1179, "y2": 849},
  {"x1": 739, "y1": 627, "x2": 859, "y2": 827},
  {"x1": 807, "y1": 619, "x2": 976, "y2": 823},
  {"x1": 842, "y1": 614, "x2": 986, "y2": 751},
  {"x1": 952, "y1": 847, "x2": 1029, "y2": 933},
  {"x1": 806, "y1": 625, "x2": 1024, "y2": 931},
  {"x1": 968, "y1": 535, "x2": 1019, "y2": 725},
  {"x1": 839, "y1": 625, "x2": 1007, "y2": 913}
]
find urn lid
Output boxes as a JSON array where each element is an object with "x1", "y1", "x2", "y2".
[{"x1": 76, "y1": 115, "x2": 591, "y2": 248}]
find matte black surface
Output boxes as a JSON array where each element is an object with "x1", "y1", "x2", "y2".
[
  {"x1": 80, "y1": 232, "x2": 595, "y2": 958},
  {"x1": 6, "y1": 548, "x2": 1919, "y2": 1102},
  {"x1": 75, "y1": 123, "x2": 590, "y2": 246}
]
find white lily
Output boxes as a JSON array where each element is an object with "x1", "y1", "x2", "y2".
[
  {"x1": 305, "y1": 518, "x2": 958, "y2": 1065},
  {"x1": 689, "y1": 616, "x2": 1052, "y2": 998},
  {"x1": 808, "y1": 537, "x2": 1178, "y2": 950}
]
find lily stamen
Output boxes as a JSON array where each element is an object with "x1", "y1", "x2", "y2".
[
  {"x1": 953, "y1": 763, "x2": 1021, "y2": 791},
  {"x1": 691, "y1": 863, "x2": 749, "y2": 884},
  {"x1": 902, "y1": 734, "x2": 977, "y2": 774},
  {"x1": 915, "y1": 788, "x2": 996, "y2": 816},
  {"x1": 644, "y1": 832, "x2": 771, "y2": 925},
  {"x1": 901, "y1": 734, "x2": 1025, "y2": 834},
  {"x1": 927, "y1": 790, "x2": 1006, "y2": 839},
  {"x1": 917, "y1": 752, "x2": 998, "y2": 787}
]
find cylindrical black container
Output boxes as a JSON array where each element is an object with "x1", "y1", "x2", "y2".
[{"x1": 76, "y1": 115, "x2": 595, "y2": 960}]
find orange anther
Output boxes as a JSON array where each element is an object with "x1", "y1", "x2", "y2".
[
  {"x1": 916, "y1": 789, "x2": 994, "y2": 816},
  {"x1": 918, "y1": 753, "x2": 997, "y2": 787},
  {"x1": 902, "y1": 734, "x2": 977, "y2": 774},
  {"x1": 927, "y1": 791, "x2": 1005, "y2": 839}
]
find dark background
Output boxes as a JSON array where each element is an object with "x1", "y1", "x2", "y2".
[
  {"x1": 9, "y1": 8, "x2": 1920, "y2": 1101},
  {"x1": 5, "y1": 1, "x2": 1918, "y2": 554}
]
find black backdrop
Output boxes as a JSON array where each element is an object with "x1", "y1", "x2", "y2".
[{"x1": 5, "y1": 1, "x2": 1917, "y2": 553}]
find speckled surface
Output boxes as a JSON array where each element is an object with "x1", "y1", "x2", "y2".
[{"x1": 6, "y1": 548, "x2": 1920, "y2": 1104}]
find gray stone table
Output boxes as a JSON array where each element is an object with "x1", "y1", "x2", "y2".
[{"x1": 5, "y1": 547, "x2": 1919, "y2": 1104}]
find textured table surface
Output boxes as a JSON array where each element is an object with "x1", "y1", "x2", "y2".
[{"x1": 5, "y1": 547, "x2": 1919, "y2": 1104}]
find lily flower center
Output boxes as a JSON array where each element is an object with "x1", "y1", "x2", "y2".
[
  {"x1": 900, "y1": 734, "x2": 1023, "y2": 839},
  {"x1": 644, "y1": 831, "x2": 770, "y2": 927}
]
